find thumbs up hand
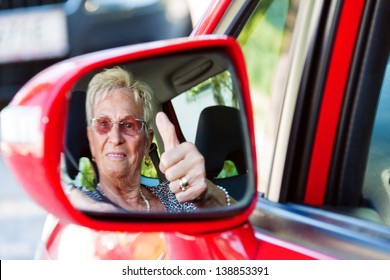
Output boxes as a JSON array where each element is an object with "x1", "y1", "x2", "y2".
[{"x1": 156, "y1": 112, "x2": 208, "y2": 203}]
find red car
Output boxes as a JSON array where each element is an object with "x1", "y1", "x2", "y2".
[{"x1": 1, "y1": 0, "x2": 389, "y2": 260}]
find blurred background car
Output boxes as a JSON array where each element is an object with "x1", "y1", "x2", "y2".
[{"x1": 0, "y1": 0, "x2": 193, "y2": 109}]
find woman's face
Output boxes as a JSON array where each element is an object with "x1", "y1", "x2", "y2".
[{"x1": 87, "y1": 90, "x2": 152, "y2": 182}]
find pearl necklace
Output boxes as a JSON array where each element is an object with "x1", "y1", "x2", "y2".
[
  {"x1": 139, "y1": 187, "x2": 150, "y2": 212},
  {"x1": 97, "y1": 183, "x2": 150, "y2": 212}
]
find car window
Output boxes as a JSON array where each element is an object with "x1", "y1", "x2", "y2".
[
  {"x1": 171, "y1": 71, "x2": 241, "y2": 180},
  {"x1": 237, "y1": 0, "x2": 300, "y2": 194},
  {"x1": 362, "y1": 57, "x2": 390, "y2": 226},
  {"x1": 172, "y1": 70, "x2": 236, "y2": 143}
]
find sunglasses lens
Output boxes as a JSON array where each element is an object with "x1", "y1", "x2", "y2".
[
  {"x1": 120, "y1": 119, "x2": 143, "y2": 136},
  {"x1": 94, "y1": 117, "x2": 112, "y2": 134},
  {"x1": 92, "y1": 117, "x2": 144, "y2": 136}
]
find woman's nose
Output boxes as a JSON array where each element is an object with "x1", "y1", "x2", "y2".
[{"x1": 108, "y1": 123, "x2": 124, "y2": 145}]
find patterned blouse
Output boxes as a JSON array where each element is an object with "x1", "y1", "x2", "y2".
[{"x1": 70, "y1": 180, "x2": 197, "y2": 213}]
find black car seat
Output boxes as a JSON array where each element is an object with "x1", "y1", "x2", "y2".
[
  {"x1": 195, "y1": 105, "x2": 247, "y2": 201},
  {"x1": 65, "y1": 91, "x2": 92, "y2": 180}
]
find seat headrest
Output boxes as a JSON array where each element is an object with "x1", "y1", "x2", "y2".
[{"x1": 195, "y1": 105, "x2": 246, "y2": 178}]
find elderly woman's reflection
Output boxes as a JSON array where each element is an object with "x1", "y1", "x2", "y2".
[{"x1": 68, "y1": 66, "x2": 234, "y2": 213}]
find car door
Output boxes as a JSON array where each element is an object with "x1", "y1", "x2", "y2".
[{"x1": 193, "y1": 0, "x2": 390, "y2": 258}]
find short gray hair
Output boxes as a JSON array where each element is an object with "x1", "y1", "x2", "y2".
[{"x1": 85, "y1": 66, "x2": 153, "y2": 125}]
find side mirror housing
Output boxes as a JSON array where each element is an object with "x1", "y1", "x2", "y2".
[{"x1": 0, "y1": 36, "x2": 257, "y2": 234}]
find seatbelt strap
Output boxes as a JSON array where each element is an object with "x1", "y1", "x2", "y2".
[{"x1": 149, "y1": 142, "x2": 166, "y2": 182}]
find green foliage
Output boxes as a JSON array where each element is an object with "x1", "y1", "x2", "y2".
[
  {"x1": 186, "y1": 70, "x2": 237, "y2": 107},
  {"x1": 216, "y1": 160, "x2": 239, "y2": 179},
  {"x1": 141, "y1": 156, "x2": 158, "y2": 178},
  {"x1": 74, "y1": 157, "x2": 95, "y2": 190},
  {"x1": 237, "y1": 0, "x2": 289, "y2": 96}
]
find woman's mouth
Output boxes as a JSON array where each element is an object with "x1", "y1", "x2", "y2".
[{"x1": 106, "y1": 152, "x2": 127, "y2": 160}]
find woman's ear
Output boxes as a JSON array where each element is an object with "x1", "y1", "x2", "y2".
[{"x1": 145, "y1": 129, "x2": 154, "y2": 155}]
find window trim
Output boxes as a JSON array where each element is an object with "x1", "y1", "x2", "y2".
[
  {"x1": 326, "y1": 0, "x2": 390, "y2": 208},
  {"x1": 251, "y1": 198, "x2": 390, "y2": 259},
  {"x1": 218, "y1": 0, "x2": 328, "y2": 201}
]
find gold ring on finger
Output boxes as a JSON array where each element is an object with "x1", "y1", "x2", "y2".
[{"x1": 179, "y1": 176, "x2": 189, "y2": 192}]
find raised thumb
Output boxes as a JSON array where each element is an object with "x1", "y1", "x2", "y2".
[{"x1": 155, "y1": 112, "x2": 180, "y2": 151}]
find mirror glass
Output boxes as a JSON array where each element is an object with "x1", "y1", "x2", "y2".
[{"x1": 60, "y1": 49, "x2": 254, "y2": 217}]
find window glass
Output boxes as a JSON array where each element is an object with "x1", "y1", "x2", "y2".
[
  {"x1": 145, "y1": 70, "x2": 235, "y2": 180},
  {"x1": 172, "y1": 70, "x2": 236, "y2": 143},
  {"x1": 172, "y1": 71, "x2": 241, "y2": 179},
  {"x1": 237, "y1": 0, "x2": 299, "y2": 193},
  {"x1": 363, "y1": 57, "x2": 390, "y2": 226}
]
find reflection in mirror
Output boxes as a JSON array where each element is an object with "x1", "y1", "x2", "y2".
[
  {"x1": 61, "y1": 51, "x2": 253, "y2": 216},
  {"x1": 172, "y1": 71, "x2": 248, "y2": 201}
]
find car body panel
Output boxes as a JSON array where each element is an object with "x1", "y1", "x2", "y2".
[
  {"x1": 39, "y1": 217, "x2": 323, "y2": 260},
  {"x1": 192, "y1": 0, "x2": 231, "y2": 35},
  {"x1": 304, "y1": 0, "x2": 365, "y2": 205}
]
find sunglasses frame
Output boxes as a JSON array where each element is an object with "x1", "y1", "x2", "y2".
[{"x1": 90, "y1": 116, "x2": 147, "y2": 136}]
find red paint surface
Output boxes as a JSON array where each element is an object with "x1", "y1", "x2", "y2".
[{"x1": 304, "y1": 0, "x2": 365, "y2": 205}]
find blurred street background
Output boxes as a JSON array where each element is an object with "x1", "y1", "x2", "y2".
[
  {"x1": 0, "y1": 0, "x2": 211, "y2": 259},
  {"x1": 0, "y1": 156, "x2": 47, "y2": 259}
]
